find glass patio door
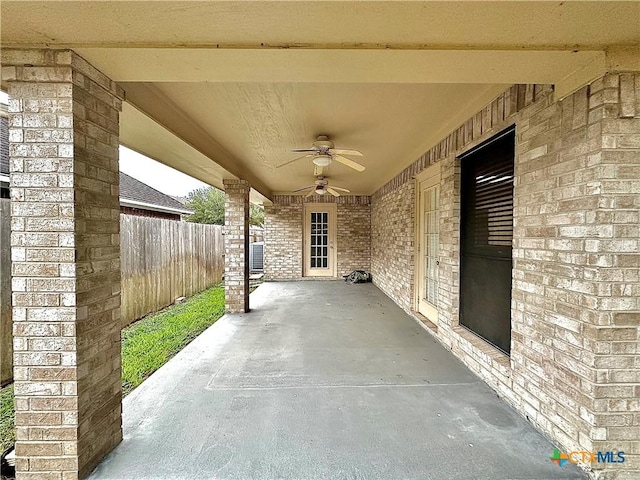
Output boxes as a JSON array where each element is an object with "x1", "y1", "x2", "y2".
[
  {"x1": 416, "y1": 165, "x2": 441, "y2": 323},
  {"x1": 304, "y1": 204, "x2": 336, "y2": 277}
]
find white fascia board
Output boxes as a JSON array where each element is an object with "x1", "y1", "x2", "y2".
[{"x1": 119, "y1": 197, "x2": 193, "y2": 216}]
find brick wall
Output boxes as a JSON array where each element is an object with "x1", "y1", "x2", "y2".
[
  {"x1": 337, "y1": 201, "x2": 371, "y2": 277},
  {"x1": 371, "y1": 182, "x2": 414, "y2": 311},
  {"x1": 371, "y1": 85, "x2": 548, "y2": 313},
  {"x1": 596, "y1": 74, "x2": 640, "y2": 454},
  {"x1": 265, "y1": 195, "x2": 370, "y2": 280},
  {"x1": 5, "y1": 49, "x2": 124, "y2": 479},
  {"x1": 264, "y1": 202, "x2": 303, "y2": 280},
  {"x1": 371, "y1": 80, "x2": 640, "y2": 479},
  {"x1": 223, "y1": 179, "x2": 250, "y2": 313},
  {"x1": 511, "y1": 74, "x2": 640, "y2": 477}
]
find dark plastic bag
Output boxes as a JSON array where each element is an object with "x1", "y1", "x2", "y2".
[{"x1": 343, "y1": 270, "x2": 372, "y2": 284}]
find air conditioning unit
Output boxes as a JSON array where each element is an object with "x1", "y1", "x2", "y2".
[{"x1": 249, "y1": 241, "x2": 264, "y2": 271}]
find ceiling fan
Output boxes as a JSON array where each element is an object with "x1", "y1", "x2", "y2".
[
  {"x1": 292, "y1": 176, "x2": 351, "y2": 197},
  {"x1": 278, "y1": 135, "x2": 365, "y2": 172}
]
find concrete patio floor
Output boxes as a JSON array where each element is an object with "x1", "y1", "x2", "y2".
[{"x1": 89, "y1": 281, "x2": 585, "y2": 480}]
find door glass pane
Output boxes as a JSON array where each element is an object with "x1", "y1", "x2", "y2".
[
  {"x1": 422, "y1": 185, "x2": 440, "y2": 306},
  {"x1": 310, "y1": 210, "x2": 330, "y2": 269}
]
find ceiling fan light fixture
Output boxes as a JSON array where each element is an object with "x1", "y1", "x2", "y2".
[
  {"x1": 313, "y1": 154, "x2": 332, "y2": 167},
  {"x1": 315, "y1": 186, "x2": 326, "y2": 195}
]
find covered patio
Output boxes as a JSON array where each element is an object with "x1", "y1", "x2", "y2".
[
  {"x1": 1, "y1": 2, "x2": 638, "y2": 479},
  {"x1": 89, "y1": 282, "x2": 583, "y2": 479}
]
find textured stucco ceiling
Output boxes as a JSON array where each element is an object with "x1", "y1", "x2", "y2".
[{"x1": 143, "y1": 82, "x2": 509, "y2": 195}]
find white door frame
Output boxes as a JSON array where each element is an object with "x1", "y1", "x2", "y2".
[
  {"x1": 303, "y1": 203, "x2": 337, "y2": 277},
  {"x1": 414, "y1": 164, "x2": 441, "y2": 323}
]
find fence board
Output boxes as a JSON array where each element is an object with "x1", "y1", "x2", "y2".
[{"x1": 120, "y1": 215, "x2": 224, "y2": 327}]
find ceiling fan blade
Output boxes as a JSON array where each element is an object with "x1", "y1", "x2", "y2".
[
  {"x1": 305, "y1": 189, "x2": 316, "y2": 197},
  {"x1": 291, "y1": 185, "x2": 315, "y2": 193},
  {"x1": 330, "y1": 149, "x2": 363, "y2": 156},
  {"x1": 290, "y1": 148, "x2": 318, "y2": 153},
  {"x1": 333, "y1": 155, "x2": 365, "y2": 172},
  {"x1": 331, "y1": 186, "x2": 351, "y2": 192},
  {"x1": 276, "y1": 154, "x2": 312, "y2": 168},
  {"x1": 326, "y1": 187, "x2": 341, "y2": 197}
]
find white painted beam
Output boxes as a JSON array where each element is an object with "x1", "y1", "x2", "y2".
[{"x1": 77, "y1": 48, "x2": 605, "y2": 88}]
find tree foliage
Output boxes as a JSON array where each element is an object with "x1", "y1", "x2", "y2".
[
  {"x1": 186, "y1": 187, "x2": 225, "y2": 225},
  {"x1": 185, "y1": 186, "x2": 265, "y2": 227},
  {"x1": 249, "y1": 204, "x2": 264, "y2": 228}
]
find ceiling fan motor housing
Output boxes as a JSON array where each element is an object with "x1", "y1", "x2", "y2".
[
  {"x1": 313, "y1": 135, "x2": 334, "y2": 150},
  {"x1": 280, "y1": 134, "x2": 364, "y2": 172}
]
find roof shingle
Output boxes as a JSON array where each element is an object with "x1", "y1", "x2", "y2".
[{"x1": 119, "y1": 172, "x2": 194, "y2": 215}]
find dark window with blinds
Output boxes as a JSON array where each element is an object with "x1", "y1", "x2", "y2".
[
  {"x1": 461, "y1": 129, "x2": 514, "y2": 257},
  {"x1": 459, "y1": 127, "x2": 514, "y2": 354}
]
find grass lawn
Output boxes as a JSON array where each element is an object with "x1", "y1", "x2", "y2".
[
  {"x1": 0, "y1": 283, "x2": 225, "y2": 454},
  {"x1": 121, "y1": 284, "x2": 225, "y2": 395},
  {"x1": 0, "y1": 385, "x2": 14, "y2": 453}
]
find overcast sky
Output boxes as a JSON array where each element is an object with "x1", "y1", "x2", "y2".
[
  {"x1": 119, "y1": 147, "x2": 209, "y2": 197},
  {"x1": 2, "y1": 89, "x2": 209, "y2": 197}
]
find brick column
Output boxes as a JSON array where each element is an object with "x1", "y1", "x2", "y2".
[
  {"x1": 223, "y1": 179, "x2": 250, "y2": 313},
  {"x1": 587, "y1": 73, "x2": 640, "y2": 478},
  {"x1": 3, "y1": 49, "x2": 124, "y2": 479},
  {"x1": 511, "y1": 74, "x2": 640, "y2": 478}
]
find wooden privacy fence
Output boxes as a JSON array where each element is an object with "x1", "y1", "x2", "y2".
[
  {"x1": 0, "y1": 212, "x2": 223, "y2": 383},
  {"x1": 120, "y1": 214, "x2": 224, "y2": 327}
]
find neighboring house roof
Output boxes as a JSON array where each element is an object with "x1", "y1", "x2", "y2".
[
  {"x1": 119, "y1": 172, "x2": 194, "y2": 216},
  {"x1": 0, "y1": 105, "x2": 9, "y2": 184}
]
